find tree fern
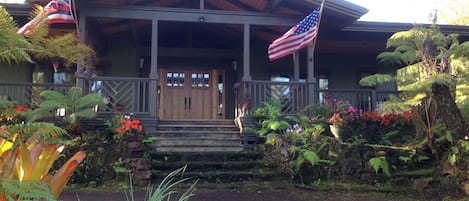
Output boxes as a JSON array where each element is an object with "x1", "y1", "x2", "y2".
[
  {"x1": 1, "y1": 5, "x2": 93, "y2": 67},
  {"x1": 359, "y1": 74, "x2": 396, "y2": 87},
  {"x1": 0, "y1": 179, "x2": 56, "y2": 201},
  {"x1": 5, "y1": 122, "x2": 67, "y2": 139},
  {"x1": 0, "y1": 6, "x2": 31, "y2": 64}
]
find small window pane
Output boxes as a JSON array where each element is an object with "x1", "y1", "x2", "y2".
[
  {"x1": 166, "y1": 73, "x2": 172, "y2": 86},
  {"x1": 204, "y1": 73, "x2": 209, "y2": 87}
]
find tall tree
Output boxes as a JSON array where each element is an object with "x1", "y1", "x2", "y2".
[
  {"x1": 361, "y1": 25, "x2": 469, "y2": 143},
  {"x1": 437, "y1": 0, "x2": 469, "y2": 25}
]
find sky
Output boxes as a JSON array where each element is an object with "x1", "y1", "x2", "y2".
[{"x1": 345, "y1": 0, "x2": 441, "y2": 24}]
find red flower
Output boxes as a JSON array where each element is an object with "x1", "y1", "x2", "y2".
[{"x1": 14, "y1": 105, "x2": 28, "y2": 112}]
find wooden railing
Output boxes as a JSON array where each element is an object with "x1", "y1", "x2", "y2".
[
  {"x1": 318, "y1": 89, "x2": 400, "y2": 112},
  {"x1": 235, "y1": 80, "x2": 399, "y2": 117},
  {"x1": 0, "y1": 77, "x2": 152, "y2": 115},
  {"x1": 81, "y1": 76, "x2": 151, "y2": 115},
  {"x1": 235, "y1": 81, "x2": 315, "y2": 116},
  {"x1": 0, "y1": 82, "x2": 74, "y2": 109}
]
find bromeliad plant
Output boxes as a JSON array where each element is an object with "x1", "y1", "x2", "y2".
[{"x1": 0, "y1": 123, "x2": 86, "y2": 200}]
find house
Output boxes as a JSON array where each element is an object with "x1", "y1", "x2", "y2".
[{"x1": 2, "y1": 0, "x2": 469, "y2": 151}]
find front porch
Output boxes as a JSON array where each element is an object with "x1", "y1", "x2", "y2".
[{"x1": 0, "y1": 77, "x2": 397, "y2": 117}]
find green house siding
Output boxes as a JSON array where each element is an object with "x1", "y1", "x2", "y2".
[
  {"x1": 0, "y1": 62, "x2": 30, "y2": 82},
  {"x1": 107, "y1": 35, "x2": 138, "y2": 77}
]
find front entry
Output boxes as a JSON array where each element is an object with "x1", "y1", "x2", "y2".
[{"x1": 158, "y1": 68, "x2": 225, "y2": 120}]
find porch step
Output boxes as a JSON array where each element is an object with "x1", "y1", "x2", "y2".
[
  {"x1": 155, "y1": 146, "x2": 244, "y2": 152},
  {"x1": 150, "y1": 152, "x2": 286, "y2": 183},
  {"x1": 150, "y1": 119, "x2": 244, "y2": 153}
]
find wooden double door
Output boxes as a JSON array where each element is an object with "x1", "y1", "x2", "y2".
[{"x1": 158, "y1": 68, "x2": 225, "y2": 120}]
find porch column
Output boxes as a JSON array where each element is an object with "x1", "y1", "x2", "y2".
[
  {"x1": 307, "y1": 44, "x2": 316, "y2": 105},
  {"x1": 242, "y1": 23, "x2": 252, "y2": 81},
  {"x1": 76, "y1": 13, "x2": 86, "y2": 89},
  {"x1": 148, "y1": 20, "x2": 159, "y2": 117},
  {"x1": 293, "y1": 52, "x2": 300, "y2": 81}
]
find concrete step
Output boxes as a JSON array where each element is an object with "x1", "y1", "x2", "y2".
[
  {"x1": 156, "y1": 138, "x2": 241, "y2": 146},
  {"x1": 151, "y1": 160, "x2": 275, "y2": 171},
  {"x1": 150, "y1": 152, "x2": 264, "y2": 162},
  {"x1": 158, "y1": 119, "x2": 235, "y2": 125},
  {"x1": 154, "y1": 146, "x2": 244, "y2": 153},
  {"x1": 157, "y1": 125, "x2": 239, "y2": 132},
  {"x1": 151, "y1": 132, "x2": 240, "y2": 138},
  {"x1": 152, "y1": 119, "x2": 242, "y2": 153},
  {"x1": 151, "y1": 169, "x2": 285, "y2": 183}
]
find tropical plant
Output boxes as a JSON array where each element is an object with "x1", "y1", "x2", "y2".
[
  {"x1": 125, "y1": 166, "x2": 198, "y2": 201},
  {"x1": 0, "y1": 5, "x2": 93, "y2": 66},
  {"x1": 0, "y1": 6, "x2": 31, "y2": 63},
  {"x1": 27, "y1": 86, "x2": 105, "y2": 133},
  {"x1": 368, "y1": 156, "x2": 391, "y2": 177},
  {"x1": 106, "y1": 114, "x2": 144, "y2": 142},
  {"x1": 360, "y1": 24, "x2": 469, "y2": 189},
  {"x1": 0, "y1": 123, "x2": 86, "y2": 199},
  {"x1": 327, "y1": 100, "x2": 359, "y2": 127},
  {"x1": 0, "y1": 100, "x2": 29, "y2": 125},
  {"x1": 252, "y1": 100, "x2": 291, "y2": 137}
]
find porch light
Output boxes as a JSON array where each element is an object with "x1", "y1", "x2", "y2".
[
  {"x1": 139, "y1": 58, "x2": 144, "y2": 68},
  {"x1": 232, "y1": 60, "x2": 237, "y2": 71}
]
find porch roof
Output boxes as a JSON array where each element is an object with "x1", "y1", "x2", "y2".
[{"x1": 3, "y1": 0, "x2": 368, "y2": 42}]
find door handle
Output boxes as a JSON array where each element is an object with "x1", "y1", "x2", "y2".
[
  {"x1": 184, "y1": 97, "x2": 187, "y2": 110},
  {"x1": 188, "y1": 97, "x2": 191, "y2": 110}
]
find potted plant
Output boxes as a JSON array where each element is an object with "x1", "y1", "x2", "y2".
[{"x1": 328, "y1": 100, "x2": 358, "y2": 142}]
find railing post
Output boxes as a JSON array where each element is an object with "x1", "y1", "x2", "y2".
[
  {"x1": 148, "y1": 78, "x2": 158, "y2": 117},
  {"x1": 371, "y1": 89, "x2": 377, "y2": 111}
]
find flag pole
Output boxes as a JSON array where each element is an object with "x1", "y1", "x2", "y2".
[
  {"x1": 71, "y1": 0, "x2": 80, "y2": 39},
  {"x1": 306, "y1": 0, "x2": 326, "y2": 106},
  {"x1": 311, "y1": 0, "x2": 326, "y2": 54},
  {"x1": 293, "y1": 0, "x2": 325, "y2": 81}
]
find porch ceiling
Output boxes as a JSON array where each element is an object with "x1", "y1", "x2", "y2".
[{"x1": 78, "y1": 0, "x2": 368, "y2": 44}]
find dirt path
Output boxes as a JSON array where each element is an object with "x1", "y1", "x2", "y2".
[{"x1": 59, "y1": 188, "x2": 456, "y2": 201}]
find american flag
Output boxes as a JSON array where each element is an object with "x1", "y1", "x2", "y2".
[
  {"x1": 17, "y1": 0, "x2": 75, "y2": 35},
  {"x1": 268, "y1": 7, "x2": 321, "y2": 61}
]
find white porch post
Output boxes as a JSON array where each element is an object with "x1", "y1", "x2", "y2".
[
  {"x1": 307, "y1": 44, "x2": 316, "y2": 105},
  {"x1": 149, "y1": 20, "x2": 159, "y2": 117}
]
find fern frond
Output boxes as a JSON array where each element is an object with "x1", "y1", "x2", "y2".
[
  {"x1": 377, "y1": 95, "x2": 411, "y2": 114},
  {"x1": 377, "y1": 52, "x2": 404, "y2": 66},
  {"x1": 0, "y1": 179, "x2": 56, "y2": 201},
  {"x1": 6, "y1": 122, "x2": 67, "y2": 139},
  {"x1": 0, "y1": 6, "x2": 31, "y2": 63},
  {"x1": 369, "y1": 156, "x2": 391, "y2": 177},
  {"x1": 359, "y1": 74, "x2": 396, "y2": 87}
]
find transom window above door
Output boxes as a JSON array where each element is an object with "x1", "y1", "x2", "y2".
[
  {"x1": 166, "y1": 72, "x2": 185, "y2": 87},
  {"x1": 191, "y1": 73, "x2": 210, "y2": 88}
]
